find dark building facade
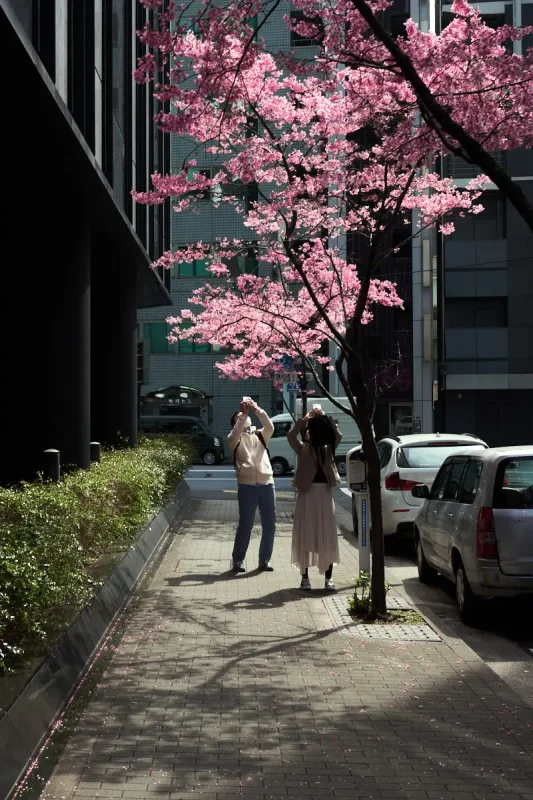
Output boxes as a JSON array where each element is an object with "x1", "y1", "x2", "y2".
[
  {"x1": 0, "y1": 0, "x2": 171, "y2": 482},
  {"x1": 441, "y1": 150, "x2": 533, "y2": 446},
  {"x1": 437, "y1": 0, "x2": 533, "y2": 446}
]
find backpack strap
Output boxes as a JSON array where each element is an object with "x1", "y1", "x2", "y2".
[
  {"x1": 256, "y1": 431, "x2": 271, "y2": 461},
  {"x1": 232, "y1": 431, "x2": 270, "y2": 467}
]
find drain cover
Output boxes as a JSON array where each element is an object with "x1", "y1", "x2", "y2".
[
  {"x1": 323, "y1": 596, "x2": 441, "y2": 642},
  {"x1": 336, "y1": 622, "x2": 441, "y2": 641}
]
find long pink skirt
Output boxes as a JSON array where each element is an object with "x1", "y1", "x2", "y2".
[{"x1": 291, "y1": 483, "x2": 340, "y2": 574}]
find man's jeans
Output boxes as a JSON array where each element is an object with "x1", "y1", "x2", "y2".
[{"x1": 232, "y1": 483, "x2": 276, "y2": 565}]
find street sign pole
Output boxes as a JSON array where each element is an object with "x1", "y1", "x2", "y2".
[
  {"x1": 356, "y1": 491, "x2": 371, "y2": 574},
  {"x1": 346, "y1": 448, "x2": 371, "y2": 575}
]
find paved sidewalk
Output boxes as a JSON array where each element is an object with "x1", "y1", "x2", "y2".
[{"x1": 42, "y1": 496, "x2": 533, "y2": 800}]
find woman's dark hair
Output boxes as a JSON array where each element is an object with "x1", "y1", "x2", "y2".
[
  {"x1": 230, "y1": 412, "x2": 240, "y2": 428},
  {"x1": 307, "y1": 415, "x2": 336, "y2": 463}
]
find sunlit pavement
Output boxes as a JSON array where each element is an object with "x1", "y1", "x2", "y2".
[
  {"x1": 40, "y1": 489, "x2": 533, "y2": 800},
  {"x1": 185, "y1": 466, "x2": 533, "y2": 700}
]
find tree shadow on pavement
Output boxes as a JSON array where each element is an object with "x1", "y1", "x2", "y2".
[{"x1": 39, "y1": 588, "x2": 533, "y2": 800}]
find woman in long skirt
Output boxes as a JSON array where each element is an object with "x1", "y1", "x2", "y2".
[{"x1": 287, "y1": 408, "x2": 342, "y2": 591}]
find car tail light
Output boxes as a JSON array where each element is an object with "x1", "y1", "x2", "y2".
[
  {"x1": 385, "y1": 472, "x2": 421, "y2": 492},
  {"x1": 476, "y1": 508, "x2": 498, "y2": 559}
]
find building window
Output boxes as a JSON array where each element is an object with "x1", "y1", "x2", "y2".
[
  {"x1": 183, "y1": 168, "x2": 257, "y2": 209},
  {"x1": 246, "y1": 112, "x2": 259, "y2": 138},
  {"x1": 178, "y1": 322, "x2": 228, "y2": 354},
  {"x1": 244, "y1": 15, "x2": 258, "y2": 40},
  {"x1": 446, "y1": 297, "x2": 508, "y2": 328},
  {"x1": 178, "y1": 338, "x2": 210, "y2": 354},
  {"x1": 449, "y1": 193, "x2": 506, "y2": 240},
  {"x1": 174, "y1": 256, "x2": 210, "y2": 278},
  {"x1": 32, "y1": 0, "x2": 56, "y2": 79},
  {"x1": 394, "y1": 306, "x2": 412, "y2": 331},
  {"x1": 174, "y1": 245, "x2": 259, "y2": 277},
  {"x1": 219, "y1": 179, "x2": 259, "y2": 211},
  {"x1": 445, "y1": 150, "x2": 506, "y2": 180},
  {"x1": 381, "y1": 0, "x2": 410, "y2": 39},
  {"x1": 145, "y1": 322, "x2": 171, "y2": 354},
  {"x1": 68, "y1": 0, "x2": 95, "y2": 151},
  {"x1": 361, "y1": 335, "x2": 383, "y2": 360},
  {"x1": 222, "y1": 245, "x2": 259, "y2": 276},
  {"x1": 391, "y1": 229, "x2": 412, "y2": 259},
  {"x1": 185, "y1": 167, "x2": 213, "y2": 200},
  {"x1": 290, "y1": 10, "x2": 324, "y2": 47},
  {"x1": 442, "y1": 10, "x2": 512, "y2": 51}
]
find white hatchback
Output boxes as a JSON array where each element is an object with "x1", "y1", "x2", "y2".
[
  {"x1": 413, "y1": 446, "x2": 533, "y2": 624},
  {"x1": 352, "y1": 433, "x2": 488, "y2": 536}
]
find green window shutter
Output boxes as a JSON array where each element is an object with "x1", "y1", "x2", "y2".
[
  {"x1": 194, "y1": 342, "x2": 210, "y2": 353},
  {"x1": 178, "y1": 319, "x2": 193, "y2": 353},
  {"x1": 179, "y1": 261, "x2": 195, "y2": 277},
  {"x1": 247, "y1": 16, "x2": 258, "y2": 39},
  {"x1": 146, "y1": 322, "x2": 170, "y2": 354},
  {"x1": 245, "y1": 246, "x2": 259, "y2": 275},
  {"x1": 195, "y1": 258, "x2": 210, "y2": 277},
  {"x1": 245, "y1": 181, "x2": 258, "y2": 211}
]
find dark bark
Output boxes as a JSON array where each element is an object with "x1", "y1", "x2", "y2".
[
  {"x1": 341, "y1": 330, "x2": 387, "y2": 616},
  {"x1": 299, "y1": 359, "x2": 308, "y2": 415}
]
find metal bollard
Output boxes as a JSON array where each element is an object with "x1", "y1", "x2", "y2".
[
  {"x1": 43, "y1": 449, "x2": 60, "y2": 482},
  {"x1": 90, "y1": 442, "x2": 102, "y2": 463}
]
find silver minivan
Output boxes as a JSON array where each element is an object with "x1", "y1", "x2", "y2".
[{"x1": 413, "y1": 446, "x2": 533, "y2": 624}]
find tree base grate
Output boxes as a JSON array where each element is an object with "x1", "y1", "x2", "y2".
[{"x1": 323, "y1": 595, "x2": 441, "y2": 642}]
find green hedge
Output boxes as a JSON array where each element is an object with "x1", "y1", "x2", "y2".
[{"x1": 0, "y1": 436, "x2": 192, "y2": 674}]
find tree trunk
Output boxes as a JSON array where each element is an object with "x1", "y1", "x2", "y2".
[
  {"x1": 345, "y1": 351, "x2": 387, "y2": 616},
  {"x1": 300, "y1": 359, "x2": 308, "y2": 415},
  {"x1": 354, "y1": 390, "x2": 387, "y2": 616}
]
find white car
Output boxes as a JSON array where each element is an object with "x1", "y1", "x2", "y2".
[
  {"x1": 413, "y1": 446, "x2": 533, "y2": 624},
  {"x1": 351, "y1": 433, "x2": 488, "y2": 536}
]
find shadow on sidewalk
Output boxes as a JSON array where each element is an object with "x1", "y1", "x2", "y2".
[
  {"x1": 165, "y1": 567, "x2": 274, "y2": 586},
  {"x1": 223, "y1": 586, "x2": 353, "y2": 610}
]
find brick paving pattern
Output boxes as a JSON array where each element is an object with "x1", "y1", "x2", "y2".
[{"x1": 43, "y1": 496, "x2": 533, "y2": 800}]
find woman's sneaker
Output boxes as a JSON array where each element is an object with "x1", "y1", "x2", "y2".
[
  {"x1": 325, "y1": 578, "x2": 336, "y2": 592},
  {"x1": 300, "y1": 577, "x2": 311, "y2": 591}
]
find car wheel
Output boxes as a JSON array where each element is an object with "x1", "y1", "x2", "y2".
[
  {"x1": 455, "y1": 558, "x2": 479, "y2": 625},
  {"x1": 416, "y1": 531, "x2": 437, "y2": 585},
  {"x1": 202, "y1": 450, "x2": 217, "y2": 466},
  {"x1": 271, "y1": 457, "x2": 288, "y2": 477},
  {"x1": 336, "y1": 458, "x2": 347, "y2": 477}
]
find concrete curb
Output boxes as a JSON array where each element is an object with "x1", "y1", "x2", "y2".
[{"x1": 0, "y1": 481, "x2": 191, "y2": 800}]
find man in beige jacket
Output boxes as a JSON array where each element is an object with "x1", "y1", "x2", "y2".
[{"x1": 228, "y1": 399, "x2": 275, "y2": 573}]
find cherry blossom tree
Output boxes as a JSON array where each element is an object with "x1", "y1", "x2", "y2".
[{"x1": 133, "y1": 0, "x2": 532, "y2": 614}]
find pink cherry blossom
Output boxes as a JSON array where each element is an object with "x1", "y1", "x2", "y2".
[{"x1": 134, "y1": 0, "x2": 533, "y2": 614}]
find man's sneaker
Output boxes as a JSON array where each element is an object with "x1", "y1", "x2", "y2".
[
  {"x1": 300, "y1": 577, "x2": 311, "y2": 591},
  {"x1": 232, "y1": 561, "x2": 246, "y2": 573},
  {"x1": 258, "y1": 561, "x2": 274, "y2": 572},
  {"x1": 325, "y1": 578, "x2": 336, "y2": 592}
]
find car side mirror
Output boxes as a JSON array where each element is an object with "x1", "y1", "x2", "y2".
[{"x1": 411, "y1": 484, "x2": 429, "y2": 499}]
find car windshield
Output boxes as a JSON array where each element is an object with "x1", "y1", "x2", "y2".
[
  {"x1": 272, "y1": 421, "x2": 291, "y2": 438},
  {"x1": 398, "y1": 443, "x2": 483, "y2": 468}
]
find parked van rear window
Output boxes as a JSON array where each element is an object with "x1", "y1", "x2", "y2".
[
  {"x1": 398, "y1": 444, "x2": 483, "y2": 468},
  {"x1": 493, "y1": 457, "x2": 533, "y2": 510}
]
